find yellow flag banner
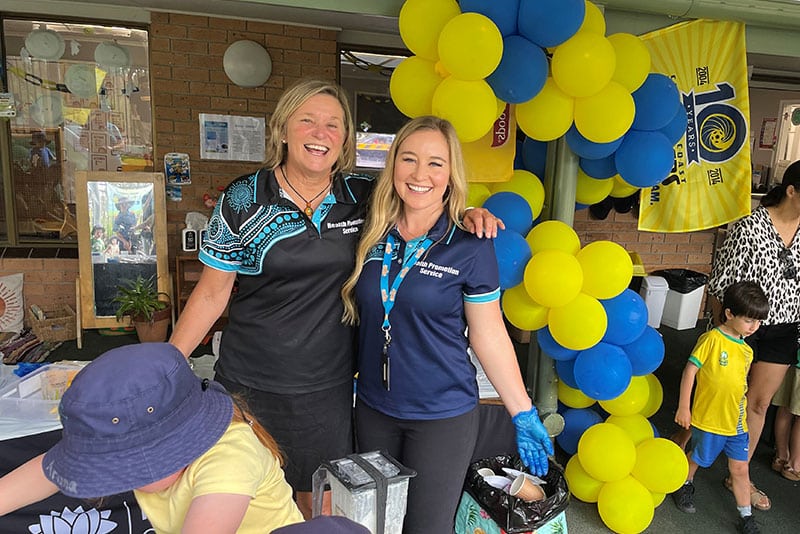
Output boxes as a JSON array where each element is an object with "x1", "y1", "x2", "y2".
[
  {"x1": 638, "y1": 20, "x2": 751, "y2": 233},
  {"x1": 463, "y1": 104, "x2": 516, "y2": 183}
]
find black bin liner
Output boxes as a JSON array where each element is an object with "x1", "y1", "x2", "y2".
[
  {"x1": 464, "y1": 455, "x2": 569, "y2": 533},
  {"x1": 651, "y1": 268, "x2": 708, "y2": 294}
]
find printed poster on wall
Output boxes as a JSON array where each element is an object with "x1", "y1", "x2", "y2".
[
  {"x1": 199, "y1": 113, "x2": 265, "y2": 161},
  {"x1": 638, "y1": 20, "x2": 752, "y2": 233}
]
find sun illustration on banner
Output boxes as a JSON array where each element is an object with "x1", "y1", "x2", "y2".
[
  {"x1": 0, "y1": 280, "x2": 22, "y2": 332},
  {"x1": 28, "y1": 505, "x2": 118, "y2": 534}
]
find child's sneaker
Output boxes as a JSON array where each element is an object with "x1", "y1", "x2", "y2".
[
  {"x1": 672, "y1": 481, "x2": 696, "y2": 513},
  {"x1": 739, "y1": 515, "x2": 759, "y2": 534}
]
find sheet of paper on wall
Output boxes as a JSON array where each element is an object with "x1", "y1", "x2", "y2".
[
  {"x1": 165, "y1": 152, "x2": 191, "y2": 185},
  {"x1": 0, "y1": 93, "x2": 16, "y2": 117},
  {"x1": 199, "y1": 113, "x2": 265, "y2": 161}
]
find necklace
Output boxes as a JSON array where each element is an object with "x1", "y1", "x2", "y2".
[{"x1": 279, "y1": 166, "x2": 331, "y2": 217}]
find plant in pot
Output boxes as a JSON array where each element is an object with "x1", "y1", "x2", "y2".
[{"x1": 113, "y1": 275, "x2": 172, "y2": 343}]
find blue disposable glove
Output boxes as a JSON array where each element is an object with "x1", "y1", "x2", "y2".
[{"x1": 512, "y1": 406, "x2": 553, "y2": 476}]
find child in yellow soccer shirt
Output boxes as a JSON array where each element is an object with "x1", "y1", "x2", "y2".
[{"x1": 672, "y1": 281, "x2": 769, "y2": 534}]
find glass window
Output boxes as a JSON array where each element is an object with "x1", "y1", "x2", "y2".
[{"x1": 2, "y1": 18, "x2": 152, "y2": 244}]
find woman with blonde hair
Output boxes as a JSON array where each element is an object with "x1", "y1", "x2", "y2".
[
  {"x1": 342, "y1": 116, "x2": 551, "y2": 533},
  {"x1": 170, "y1": 79, "x2": 500, "y2": 517}
]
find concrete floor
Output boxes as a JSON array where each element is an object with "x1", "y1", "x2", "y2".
[{"x1": 561, "y1": 320, "x2": 799, "y2": 533}]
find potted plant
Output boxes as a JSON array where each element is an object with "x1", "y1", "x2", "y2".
[{"x1": 113, "y1": 275, "x2": 172, "y2": 342}]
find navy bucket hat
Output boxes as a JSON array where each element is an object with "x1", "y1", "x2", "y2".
[{"x1": 42, "y1": 343, "x2": 233, "y2": 498}]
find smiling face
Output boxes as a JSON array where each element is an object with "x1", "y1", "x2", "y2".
[
  {"x1": 283, "y1": 93, "x2": 346, "y2": 179},
  {"x1": 392, "y1": 129, "x2": 452, "y2": 219}
]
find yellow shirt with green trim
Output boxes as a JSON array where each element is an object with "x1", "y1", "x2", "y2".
[{"x1": 688, "y1": 327, "x2": 752, "y2": 436}]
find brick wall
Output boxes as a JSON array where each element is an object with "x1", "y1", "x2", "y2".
[
  {"x1": 148, "y1": 12, "x2": 338, "y2": 256},
  {"x1": 0, "y1": 259, "x2": 79, "y2": 326}
]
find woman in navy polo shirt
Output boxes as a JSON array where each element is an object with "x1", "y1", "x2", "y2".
[
  {"x1": 341, "y1": 116, "x2": 551, "y2": 534},
  {"x1": 170, "y1": 80, "x2": 499, "y2": 519}
]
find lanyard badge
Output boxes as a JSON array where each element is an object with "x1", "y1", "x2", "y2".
[{"x1": 379, "y1": 233, "x2": 433, "y2": 391}]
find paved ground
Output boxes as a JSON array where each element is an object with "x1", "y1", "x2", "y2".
[{"x1": 562, "y1": 321, "x2": 799, "y2": 533}]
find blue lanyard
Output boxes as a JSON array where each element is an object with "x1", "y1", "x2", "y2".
[{"x1": 379, "y1": 232, "x2": 433, "y2": 389}]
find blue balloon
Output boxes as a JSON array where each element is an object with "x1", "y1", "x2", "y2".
[
  {"x1": 573, "y1": 342, "x2": 633, "y2": 400},
  {"x1": 518, "y1": 0, "x2": 585, "y2": 48},
  {"x1": 487, "y1": 35, "x2": 548, "y2": 104},
  {"x1": 621, "y1": 325, "x2": 665, "y2": 376},
  {"x1": 537, "y1": 326, "x2": 579, "y2": 361},
  {"x1": 632, "y1": 73, "x2": 681, "y2": 131},
  {"x1": 556, "y1": 407, "x2": 603, "y2": 455},
  {"x1": 482, "y1": 192, "x2": 533, "y2": 235},
  {"x1": 493, "y1": 229, "x2": 532, "y2": 289},
  {"x1": 660, "y1": 105, "x2": 689, "y2": 145},
  {"x1": 522, "y1": 136, "x2": 547, "y2": 178},
  {"x1": 601, "y1": 289, "x2": 649, "y2": 345},
  {"x1": 575, "y1": 202, "x2": 589, "y2": 211},
  {"x1": 460, "y1": 0, "x2": 520, "y2": 36},
  {"x1": 555, "y1": 358, "x2": 579, "y2": 389},
  {"x1": 580, "y1": 154, "x2": 617, "y2": 179},
  {"x1": 615, "y1": 130, "x2": 674, "y2": 188},
  {"x1": 566, "y1": 125, "x2": 624, "y2": 160}
]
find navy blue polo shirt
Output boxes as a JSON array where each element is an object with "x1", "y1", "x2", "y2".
[
  {"x1": 199, "y1": 168, "x2": 374, "y2": 394},
  {"x1": 354, "y1": 214, "x2": 501, "y2": 420}
]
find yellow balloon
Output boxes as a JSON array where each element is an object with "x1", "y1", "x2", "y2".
[
  {"x1": 552, "y1": 31, "x2": 616, "y2": 98},
  {"x1": 639, "y1": 373, "x2": 663, "y2": 418},
  {"x1": 491, "y1": 170, "x2": 545, "y2": 219},
  {"x1": 577, "y1": 422, "x2": 636, "y2": 482},
  {"x1": 438, "y1": 13, "x2": 503, "y2": 81},
  {"x1": 579, "y1": 0, "x2": 606, "y2": 35},
  {"x1": 610, "y1": 174, "x2": 640, "y2": 198},
  {"x1": 574, "y1": 81, "x2": 636, "y2": 143},
  {"x1": 559, "y1": 381, "x2": 595, "y2": 409},
  {"x1": 517, "y1": 78, "x2": 574, "y2": 142},
  {"x1": 502, "y1": 284, "x2": 549, "y2": 331},
  {"x1": 608, "y1": 33, "x2": 651, "y2": 92},
  {"x1": 467, "y1": 183, "x2": 492, "y2": 208},
  {"x1": 576, "y1": 240, "x2": 633, "y2": 300},
  {"x1": 576, "y1": 168, "x2": 614, "y2": 205},
  {"x1": 523, "y1": 250, "x2": 583, "y2": 308},
  {"x1": 526, "y1": 220, "x2": 581, "y2": 256},
  {"x1": 389, "y1": 56, "x2": 443, "y2": 118},
  {"x1": 548, "y1": 293, "x2": 607, "y2": 350},
  {"x1": 565, "y1": 455, "x2": 604, "y2": 503},
  {"x1": 598, "y1": 476, "x2": 655, "y2": 534},
  {"x1": 600, "y1": 375, "x2": 650, "y2": 416},
  {"x1": 432, "y1": 77, "x2": 496, "y2": 142},
  {"x1": 606, "y1": 414, "x2": 655, "y2": 445},
  {"x1": 651, "y1": 491, "x2": 666, "y2": 507},
  {"x1": 631, "y1": 438, "x2": 689, "y2": 494},
  {"x1": 398, "y1": 0, "x2": 460, "y2": 60}
]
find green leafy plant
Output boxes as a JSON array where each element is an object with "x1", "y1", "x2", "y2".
[{"x1": 113, "y1": 275, "x2": 170, "y2": 323}]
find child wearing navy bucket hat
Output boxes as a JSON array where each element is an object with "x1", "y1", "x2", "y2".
[{"x1": 0, "y1": 343, "x2": 304, "y2": 532}]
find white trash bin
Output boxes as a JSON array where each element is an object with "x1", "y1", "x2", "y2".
[
  {"x1": 661, "y1": 285, "x2": 706, "y2": 330},
  {"x1": 639, "y1": 276, "x2": 669, "y2": 328}
]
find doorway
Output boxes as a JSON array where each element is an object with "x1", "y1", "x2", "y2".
[{"x1": 772, "y1": 99, "x2": 800, "y2": 182}]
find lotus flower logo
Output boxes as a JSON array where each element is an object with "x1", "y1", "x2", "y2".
[{"x1": 28, "y1": 505, "x2": 117, "y2": 534}]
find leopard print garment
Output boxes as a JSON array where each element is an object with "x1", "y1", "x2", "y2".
[{"x1": 708, "y1": 205, "x2": 800, "y2": 324}]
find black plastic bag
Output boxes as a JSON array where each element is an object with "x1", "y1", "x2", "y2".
[
  {"x1": 464, "y1": 455, "x2": 569, "y2": 533},
  {"x1": 651, "y1": 268, "x2": 708, "y2": 294}
]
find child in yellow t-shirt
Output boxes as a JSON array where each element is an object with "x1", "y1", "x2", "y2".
[
  {"x1": 0, "y1": 343, "x2": 304, "y2": 533},
  {"x1": 672, "y1": 281, "x2": 769, "y2": 534}
]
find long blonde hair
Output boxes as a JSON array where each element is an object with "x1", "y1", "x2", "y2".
[
  {"x1": 231, "y1": 394, "x2": 285, "y2": 465},
  {"x1": 341, "y1": 116, "x2": 468, "y2": 324},
  {"x1": 263, "y1": 78, "x2": 356, "y2": 175}
]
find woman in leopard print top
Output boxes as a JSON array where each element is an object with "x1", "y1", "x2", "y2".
[{"x1": 708, "y1": 160, "x2": 800, "y2": 510}]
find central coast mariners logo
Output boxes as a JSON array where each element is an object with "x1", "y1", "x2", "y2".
[{"x1": 682, "y1": 82, "x2": 747, "y2": 165}]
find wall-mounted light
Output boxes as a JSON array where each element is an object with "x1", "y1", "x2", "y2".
[{"x1": 223, "y1": 40, "x2": 272, "y2": 88}]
